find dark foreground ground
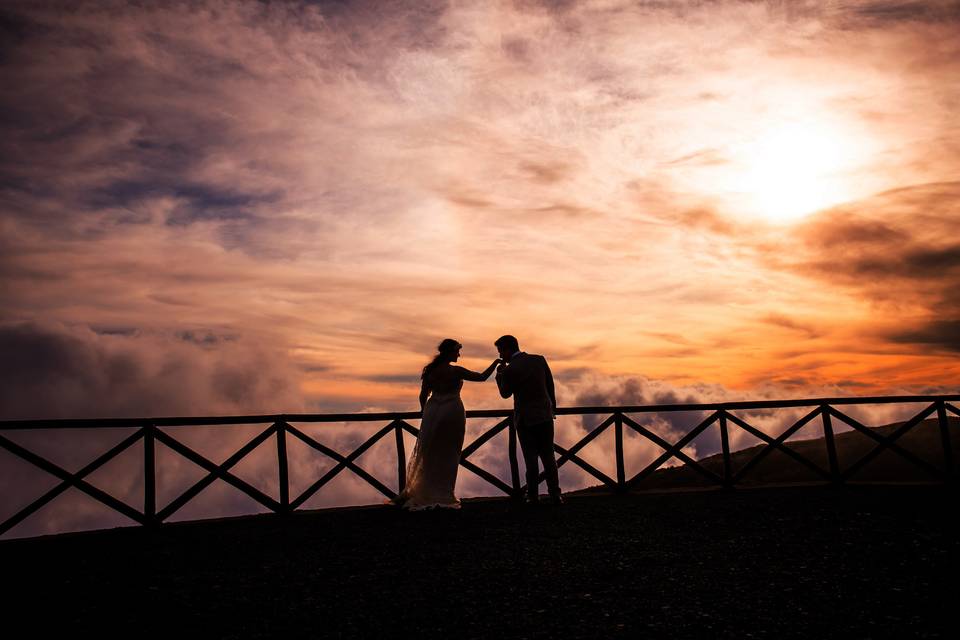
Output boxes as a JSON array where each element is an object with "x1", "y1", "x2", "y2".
[{"x1": 3, "y1": 486, "x2": 957, "y2": 639}]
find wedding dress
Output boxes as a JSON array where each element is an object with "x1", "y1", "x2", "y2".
[{"x1": 395, "y1": 370, "x2": 466, "y2": 510}]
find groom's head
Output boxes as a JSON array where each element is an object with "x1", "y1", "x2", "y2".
[{"x1": 495, "y1": 335, "x2": 520, "y2": 361}]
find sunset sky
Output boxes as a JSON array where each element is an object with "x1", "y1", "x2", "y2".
[{"x1": 2, "y1": 0, "x2": 959, "y2": 421}]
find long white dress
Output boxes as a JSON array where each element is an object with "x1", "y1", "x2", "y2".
[{"x1": 395, "y1": 370, "x2": 466, "y2": 510}]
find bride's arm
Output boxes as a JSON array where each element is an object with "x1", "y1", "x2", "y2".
[
  {"x1": 419, "y1": 379, "x2": 430, "y2": 410},
  {"x1": 455, "y1": 359, "x2": 501, "y2": 382}
]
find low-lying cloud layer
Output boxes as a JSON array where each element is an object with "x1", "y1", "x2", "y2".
[
  {"x1": 3, "y1": 360, "x2": 942, "y2": 539},
  {"x1": 0, "y1": 321, "x2": 305, "y2": 419}
]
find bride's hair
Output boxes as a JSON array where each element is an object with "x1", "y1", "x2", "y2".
[{"x1": 422, "y1": 338, "x2": 462, "y2": 380}]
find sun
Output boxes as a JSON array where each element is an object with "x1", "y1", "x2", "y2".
[{"x1": 728, "y1": 120, "x2": 859, "y2": 223}]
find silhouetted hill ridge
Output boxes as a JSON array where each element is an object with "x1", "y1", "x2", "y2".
[{"x1": 575, "y1": 417, "x2": 959, "y2": 493}]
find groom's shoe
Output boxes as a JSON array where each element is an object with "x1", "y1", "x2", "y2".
[
  {"x1": 524, "y1": 494, "x2": 540, "y2": 506},
  {"x1": 546, "y1": 493, "x2": 564, "y2": 506}
]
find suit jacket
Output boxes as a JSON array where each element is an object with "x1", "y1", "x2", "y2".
[{"x1": 496, "y1": 352, "x2": 556, "y2": 428}]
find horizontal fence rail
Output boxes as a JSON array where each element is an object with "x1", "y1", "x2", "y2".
[{"x1": 1, "y1": 395, "x2": 958, "y2": 538}]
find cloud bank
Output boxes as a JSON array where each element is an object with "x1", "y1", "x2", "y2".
[{"x1": 0, "y1": 321, "x2": 305, "y2": 419}]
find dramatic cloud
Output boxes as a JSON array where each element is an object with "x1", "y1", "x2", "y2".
[
  {"x1": 769, "y1": 182, "x2": 960, "y2": 354},
  {"x1": 2, "y1": 0, "x2": 959, "y2": 402}
]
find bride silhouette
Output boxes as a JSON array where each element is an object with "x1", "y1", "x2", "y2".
[{"x1": 392, "y1": 339, "x2": 499, "y2": 510}]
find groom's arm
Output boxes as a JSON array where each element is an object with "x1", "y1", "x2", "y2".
[
  {"x1": 542, "y1": 357, "x2": 557, "y2": 417},
  {"x1": 496, "y1": 365, "x2": 512, "y2": 399}
]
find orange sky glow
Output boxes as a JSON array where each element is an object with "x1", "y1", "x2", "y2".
[{"x1": 2, "y1": 0, "x2": 959, "y2": 419}]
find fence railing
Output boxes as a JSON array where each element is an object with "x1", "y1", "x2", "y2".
[{"x1": 1, "y1": 395, "x2": 958, "y2": 537}]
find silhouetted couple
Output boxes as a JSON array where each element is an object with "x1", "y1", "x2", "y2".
[{"x1": 392, "y1": 335, "x2": 562, "y2": 511}]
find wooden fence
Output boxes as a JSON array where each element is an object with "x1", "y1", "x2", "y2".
[{"x1": 1, "y1": 395, "x2": 958, "y2": 536}]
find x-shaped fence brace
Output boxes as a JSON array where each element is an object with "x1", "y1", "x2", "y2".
[{"x1": 2, "y1": 398, "x2": 958, "y2": 536}]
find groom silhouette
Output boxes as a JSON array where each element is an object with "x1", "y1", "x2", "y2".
[{"x1": 494, "y1": 335, "x2": 562, "y2": 505}]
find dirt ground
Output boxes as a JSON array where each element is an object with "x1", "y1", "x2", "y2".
[{"x1": 3, "y1": 485, "x2": 956, "y2": 638}]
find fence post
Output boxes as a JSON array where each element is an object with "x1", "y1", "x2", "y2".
[
  {"x1": 395, "y1": 420, "x2": 407, "y2": 494},
  {"x1": 719, "y1": 411, "x2": 733, "y2": 488},
  {"x1": 508, "y1": 416, "x2": 521, "y2": 499},
  {"x1": 615, "y1": 412, "x2": 626, "y2": 491},
  {"x1": 937, "y1": 401, "x2": 953, "y2": 480},
  {"x1": 143, "y1": 422, "x2": 156, "y2": 526},
  {"x1": 276, "y1": 422, "x2": 290, "y2": 513},
  {"x1": 821, "y1": 406, "x2": 842, "y2": 484}
]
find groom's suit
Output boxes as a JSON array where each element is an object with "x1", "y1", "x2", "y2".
[{"x1": 496, "y1": 352, "x2": 561, "y2": 499}]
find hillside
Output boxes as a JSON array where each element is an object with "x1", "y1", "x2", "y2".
[
  {"x1": 578, "y1": 416, "x2": 959, "y2": 492},
  {"x1": 1, "y1": 486, "x2": 956, "y2": 638}
]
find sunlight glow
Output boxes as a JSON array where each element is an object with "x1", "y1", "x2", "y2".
[{"x1": 730, "y1": 120, "x2": 859, "y2": 223}]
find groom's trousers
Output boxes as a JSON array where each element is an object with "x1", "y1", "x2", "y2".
[{"x1": 517, "y1": 420, "x2": 561, "y2": 498}]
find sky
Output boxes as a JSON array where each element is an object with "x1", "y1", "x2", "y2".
[{"x1": 1, "y1": 0, "x2": 959, "y2": 536}]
